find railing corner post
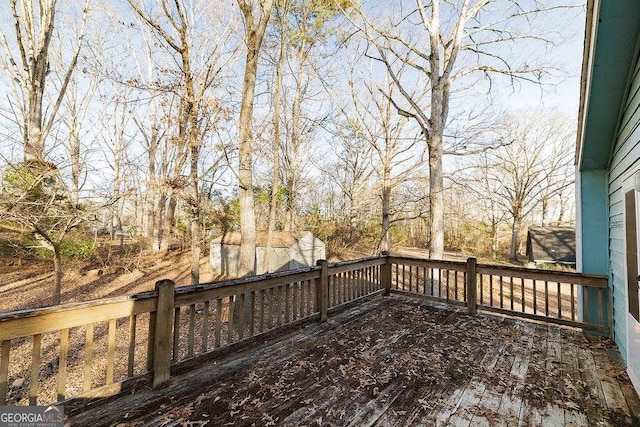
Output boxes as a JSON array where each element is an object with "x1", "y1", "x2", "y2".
[
  {"x1": 153, "y1": 279, "x2": 175, "y2": 388},
  {"x1": 380, "y1": 251, "x2": 391, "y2": 295},
  {"x1": 466, "y1": 257, "x2": 477, "y2": 315},
  {"x1": 316, "y1": 260, "x2": 329, "y2": 322}
]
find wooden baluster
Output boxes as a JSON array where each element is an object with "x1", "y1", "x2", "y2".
[
  {"x1": 201, "y1": 301, "x2": 210, "y2": 353},
  {"x1": 583, "y1": 288, "x2": 589, "y2": 323},
  {"x1": 557, "y1": 282, "x2": 562, "y2": 319},
  {"x1": 147, "y1": 313, "x2": 155, "y2": 372},
  {"x1": 598, "y1": 288, "x2": 604, "y2": 326},
  {"x1": 188, "y1": 304, "x2": 196, "y2": 357},
  {"x1": 292, "y1": 283, "x2": 299, "y2": 321},
  {"x1": 1, "y1": 340, "x2": 10, "y2": 405},
  {"x1": 463, "y1": 271, "x2": 467, "y2": 300},
  {"x1": 307, "y1": 279, "x2": 312, "y2": 313},
  {"x1": 266, "y1": 288, "x2": 273, "y2": 328},
  {"x1": 57, "y1": 329, "x2": 69, "y2": 401},
  {"x1": 570, "y1": 284, "x2": 576, "y2": 321},
  {"x1": 533, "y1": 280, "x2": 537, "y2": 314},
  {"x1": 238, "y1": 293, "x2": 246, "y2": 339},
  {"x1": 173, "y1": 308, "x2": 181, "y2": 361},
  {"x1": 107, "y1": 319, "x2": 116, "y2": 384},
  {"x1": 446, "y1": 270, "x2": 450, "y2": 301},
  {"x1": 545, "y1": 281, "x2": 550, "y2": 316},
  {"x1": 401, "y1": 264, "x2": 405, "y2": 291},
  {"x1": 409, "y1": 265, "x2": 413, "y2": 292},
  {"x1": 84, "y1": 324, "x2": 94, "y2": 392},
  {"x1": 128, "y1": 315, "x2": 137, "y2": 377},
  {"x1": 455, "y1": 271, "x2": 459, "y2": 300},
  {"x1": 395, "y1": 264, "x2": 399, "y2": 291},
  {"x1": 466, "y1": 258, "x2": 477, "y2": 315},
  {"x1": 489, "y1": 275, "x2": 494, "y2": 306},
  {"x1": 521, "y1": 277, "x2": 526, "y2": 312},
  {"x1": 510, "y1": 277, "x2": 515, "y2": 311},
  {"x1": 30, "y1": 334, "x2": 42, "y2": 405},
  {"x1": 215, "y1": 299, "x2": 222, "y2": 348},
  {"x1": 227, "y1": 295, "x2": 236, "y2": 343},
  {"x1": 249, "y1": 291, "x2": 256, "y2": 336},
  {"x1": 315, "y1": 260, "x2": 329, "y2": 321},
  {"x1": 276, "y1": 286, "x2": 282, "y2": 326},
  {"x1": 499, "y1": 276, "x2": 504, "y2": 308},
  {"x1": 285, "y1": 284, "x2": 291, "y2": 324}
]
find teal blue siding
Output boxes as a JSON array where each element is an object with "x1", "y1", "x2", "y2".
[
  {"x1": 580, "y1": 170, "x2": 610, "y2": 331},
  {"x1": 608, "y1": 54, "x2": 640, "y2": 361},
  {"x1": 582, "y1": 170, "x2": 609, "y2": 275}
]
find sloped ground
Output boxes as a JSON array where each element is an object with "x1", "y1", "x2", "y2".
[
  {"x1": 0, "y1": 249, "x2": 220, "y2": 312},
  {"x1": 65, "y1": 295, "x2": 640, "y2": 426}
]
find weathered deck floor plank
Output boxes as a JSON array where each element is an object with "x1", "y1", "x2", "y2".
[{"x1": 64, "y1": 295, "x2": 640, "y2": 426}]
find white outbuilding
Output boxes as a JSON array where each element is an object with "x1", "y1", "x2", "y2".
[{"x1": 210, "y1": 231, "x2": 326, "y2": 277}]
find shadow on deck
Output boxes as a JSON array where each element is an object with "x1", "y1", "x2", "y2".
[{"x1": 64, "y1": 295, "x2": 640, "y2": 426}]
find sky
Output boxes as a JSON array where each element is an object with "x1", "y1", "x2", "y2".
[{"x1": 0, "y1": 0, "x2": 588, "y2": 202}]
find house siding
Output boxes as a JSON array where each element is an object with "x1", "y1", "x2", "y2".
[{"x1": 608, "y1": 53, "x2": 640, "y2": 361}]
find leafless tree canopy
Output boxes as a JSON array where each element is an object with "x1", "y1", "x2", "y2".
[{"x1": 0, "y1": 0, "x2": 582, "y2": 304}]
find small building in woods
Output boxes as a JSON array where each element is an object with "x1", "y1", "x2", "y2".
[
  {"x1": 210, "y1": 231, "x2": 326, "y2": 277},
  {"x1": 525, "y1": 226, "x2": 576, "y2": 266}
]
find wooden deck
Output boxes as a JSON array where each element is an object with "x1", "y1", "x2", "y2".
[{"x1": 64, "y1": 295, "x2": 640, "y2": 426}]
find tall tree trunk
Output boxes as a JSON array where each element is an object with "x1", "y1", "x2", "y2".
[
  {"x1": 152, "y1": 193, "x2": 167, "y2": 252},
  {"x1": 53, "y1": 244, "x2": 63, "y2": 305},
  {"x1": 160, "y1": 193, "x2": 176, "y2": 253},
  {"x1": 284, "y1": 175, "x2": 295, "y2": 232},
  {"x1": 491, "y1": 221, "x2": 498, "y2": 258},
  {"x1": 509, "y1": 216, "x2": 521, "y2": 261},
  {"x1": 264, "y1": 9, "x2": 286, "y2": 273},
  {"x1": 427, "y1": 132, "x2": 444, "y2": 259},
  {"x1": 541, "y1": 196, "x2": 548, "y2": 226},
  {"x1": 238, "y1": 48, "x2": 259, "y2": 276},
  {"x1": 190, "y1": 145, "x2": 200, "y2": 285},
  {"x1": 237, "y1": 0, "x2": 274, "y2": 276},
  {"x1": 284, "y1": 54, "x2": 305, "y2": 233},
  {"x1": 380, "y1": 173, "x2": 391, "y2": 252}
]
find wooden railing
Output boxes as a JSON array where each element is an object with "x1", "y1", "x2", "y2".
[
  {"x1": 0, "y1": 254, "x2": 609, "y2": 407},
  {"x1": 388, "y1": 256, "x2": 610, "y2": 333},
  {"x1": 0, "y1": 256, "x2": 384, "y2": 406}
]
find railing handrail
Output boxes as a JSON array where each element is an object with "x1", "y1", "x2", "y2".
[
  {"x1": 0, "y1": 255, "x2": 386, "y2": 341},
  {"x1": 0, "y1": 293, "x2": 154, "y2": 321},
  {"x1": 0, "y1": 253, "x2": 614, "y2": 406},
  {"x1": 388, "y1": 254, "x2": 608, "y2": 286}
]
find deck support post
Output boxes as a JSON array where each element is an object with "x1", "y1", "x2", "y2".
[
  {"x1": 316, "y1": 260, "x2": 328, "y2": 322},
  {"x1": 153, "y1": 279, "x2": 175, "y2": 388},
  {"x1": 466, "y1": 258, "x2": 477, "y2": 315},
  {"x1": 380, "y1": 252, "x2": 391, "y2": 295}
]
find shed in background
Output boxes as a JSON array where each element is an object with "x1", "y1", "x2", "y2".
[
  {"x1": 526, "y1": 226, "x2": 576, "y2": 266},
  {"x1": 210, "y1": 231, "x2": 326, "y2": 277}
]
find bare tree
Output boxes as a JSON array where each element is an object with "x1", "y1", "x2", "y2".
[
  {"x1": 237, "y1": 0, "x2": 274, "y2": 276},
  {"x1": 326, "y1": 49, "x2": 427, "y2": 252},
  {"x1": 482, "y1": 113, "x2": 574, "y2": 261},
  {"x1": 263, "y1": 0, "x2": 288, "y2": 273},
  {"x1": 127, "y1": 0, "x2": 236, "y2": 284},
  {"x1": 347, "y1": 0, "x2": 577, "y2": 258},
  {"x1": 0, "y1": 0, "x2": 90, "y2": 161}
]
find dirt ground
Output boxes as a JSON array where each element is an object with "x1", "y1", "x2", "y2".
[{"x1": 0, "y1": 245, "x2": 221, "y2": 313}]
